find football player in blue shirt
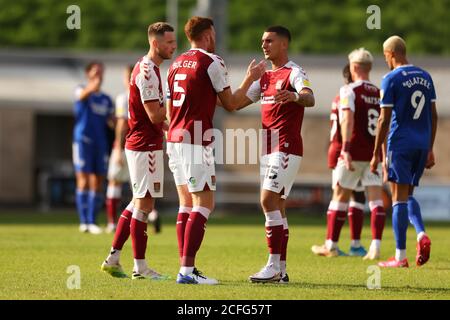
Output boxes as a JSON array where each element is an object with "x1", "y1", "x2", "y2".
[
  {"x1": 371, "y1": 36, "x2": 438, "y2": 267},
  {"x1": 73, "y1": 61, "x2": 114, "y2": 234}
]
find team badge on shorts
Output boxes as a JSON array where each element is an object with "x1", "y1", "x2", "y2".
[
  {"x1": 188, "y1": 177, "x2": 197, "y2": 187},
  {"x1": 154, "y1": 182, "x2": 161, "y2": 193},
  {"x1": 211, "y1": 175, "x2": 216, "y2": 186}
]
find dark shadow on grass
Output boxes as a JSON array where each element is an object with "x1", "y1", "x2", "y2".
[
  {"x1": 220, "y1": 280, "x2": 450, "y2": 295},
  {"x1": 2, "y1": 210, "x2": 450, "y2": 229}
]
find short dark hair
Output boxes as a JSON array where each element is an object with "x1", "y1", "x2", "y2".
[
  {"x1": 265, "y1": 25, "x2": 291, "y2": 42},
  {"x1": 342, "y1": 63, "x2": 352, "y2": 84},
  {"x1": 85, "y1": 61, "x2": 103, "y2": 73},
  {"x1": 148, "y1": 22, "x2": 174, "y2": 38},
  {"x1": 184, "y1": 16, "x2": 214, "y2": 42}
]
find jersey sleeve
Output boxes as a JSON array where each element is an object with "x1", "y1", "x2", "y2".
[
  {"x1": 430, "y1": 76, "x2": 437, "y2": 102},
  {"x1": 136, "y1": 66, "x2": 160, "y2": 104},
  {"x1": 207, "y1": 57, "x2": 230, "y2": 93},
  {"x1": 339, "y1": 85, "x2": 355, "y2": 112},
  {"x1": 115, "y1": 93, "x2": 128, "y2": 119},
  {"x1": 74, "y1": 85, "x2": 84, "y2": 100},
  {"x1": 289, "y1": 67, "x2": 313, "y2": 93},
  {"x1": 380, "y1": 74, "x2": 394, "y2": 108},
  {"x1": 246, "y1": 80, "x2": 261, "y2": 103}
]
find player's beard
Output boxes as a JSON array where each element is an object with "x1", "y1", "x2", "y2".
[{"x1": 157, "y1": 48, "x2": 172, "y2": 60}]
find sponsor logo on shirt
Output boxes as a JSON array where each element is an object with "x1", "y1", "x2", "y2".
[{"x1": 91, "y1": 102, "x2": 109, "y2": 115}]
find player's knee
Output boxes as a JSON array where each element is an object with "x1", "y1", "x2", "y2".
[
  {"x1": 352, "y1": 191, "x2": 366, "y2": 204},
  {"x1": 76, "y1": 174, "x2": 89, "y2": 190},
  {"x1": 260, "y1": 194, "x2": 278, "y2": 212}
]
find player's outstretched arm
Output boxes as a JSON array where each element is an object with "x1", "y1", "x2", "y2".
[{"x1": 218, "y1": 59, "x2": 265, "y2": 111}]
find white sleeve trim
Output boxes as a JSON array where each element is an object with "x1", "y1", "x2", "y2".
[
  {"x1": 289, "y1": 66, "x2": 312, "y2": 93},
  {"x1": 339, "y1": 85, "x2": 355, "y2": 112},
  {"x1": 74, "y1": 86, "x2": 83, "y2": 100},
  {"x1": 136, "y1": 67, "x2": 160, "y2": 104},
  {"x1": 207, "y1": 57, "x2": 230, "y2": 93},
  {"x1": 246, "y1": 79, "x2": 261, "y2": 103}
]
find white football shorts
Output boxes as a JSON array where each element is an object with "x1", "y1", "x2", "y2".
[
  {"x1": 167, "y1": 142, "x2": 216, "y2": 193},
  {"x1": 333, "y1": 159, "x2": 382, "y2": 190},
  {"x1": 260, "y1": 152, "x2": 302, "y2": 200},
  {"x1": 107, "y1": 150, "x2": 130, "y2": 183},
  {"x1": 125, "y1": 148, "x2": 164, "y2": 198}
]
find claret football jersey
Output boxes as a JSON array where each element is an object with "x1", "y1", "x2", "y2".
[
  {"x1": 339, "y1": 80, "x2": 380, "y2": 161},
  {"x1": 166, "y1": 48, "x2": 230, "y2": 145},
  {"x1": 246, "y1": 61, "x2": 313, "y2": 156},
  {"x1": 126, "y1": 56, "x2": 164, "y2": 152}
]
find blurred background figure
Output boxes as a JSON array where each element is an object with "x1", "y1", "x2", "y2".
[
  {"x1": 105, "y1": 65, "x2": 133, "y2": 233},
  {"x1": 73, "y1": 61, "x2": 114, "y2": 234}
]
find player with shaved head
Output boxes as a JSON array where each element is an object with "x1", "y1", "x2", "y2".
[{"x1": 371, "y1": 35, "x2": 437, "y2": 268}]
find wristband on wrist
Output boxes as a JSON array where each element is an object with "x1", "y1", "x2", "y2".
[
  {"x1": 293, "y1": 92, "x2": 300, "y2": 102},
  {"x1": 343, "y1": 141, "x2": 351, "y2": 152}
]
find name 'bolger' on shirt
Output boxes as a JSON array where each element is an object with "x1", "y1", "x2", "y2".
[
  {"x1": 125, "y1": 56, "x2": 164, "y2": 152},
  {"x1": 246, "y1": 61, "x2": 312, "y2": 156},
  {"x1": 339, "y1": 80, "x2": 380, "y2": 162},
  {"x1": 166, "y1": 48, "x2": 230, "y2": 145}
]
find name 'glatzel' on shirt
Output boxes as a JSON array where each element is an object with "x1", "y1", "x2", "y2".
[{"x1": 402, "y1": 77, "x2": 431, "y2": 89}]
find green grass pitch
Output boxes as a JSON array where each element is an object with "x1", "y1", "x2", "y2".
[{"x1": 1, "y1": 210, "x2": 450, "y2": 300}]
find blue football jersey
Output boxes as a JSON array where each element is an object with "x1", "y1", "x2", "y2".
[
  {"x1": 73, "y1": 86, "x2": 114, "y2": 142},
  {"x1": 380, "y1": 65, "x2": 436, "y2": 151}
]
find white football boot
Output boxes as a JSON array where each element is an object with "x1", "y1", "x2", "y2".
[{"x1": 249, "y1": 263, "x2": 282, "y2": 283}]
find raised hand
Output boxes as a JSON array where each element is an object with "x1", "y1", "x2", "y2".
[{"x1": 247, "y1": 59, "x2": 266, "y2": 81}]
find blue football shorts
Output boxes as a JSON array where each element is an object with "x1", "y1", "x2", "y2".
[{"x1": 386, "y1": 148, "x2": 428, "y2": 186}]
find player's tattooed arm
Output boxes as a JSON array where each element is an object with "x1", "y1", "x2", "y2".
[
  {"x1": 274, "y1": 88, "x2": 314, "y2": 107},
  {"x1": 297, "y1": 88, "x2": 315, "y2": 107}
]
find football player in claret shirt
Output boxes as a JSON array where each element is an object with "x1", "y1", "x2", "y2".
[
  {"x1": 236, "y1": 26, "x2": 315, "y2": 283},
  {"x1": 101, "y1": 22, "x2": 176, "y2": 280},
  {"x1": 323, "y1": 64, "x2": 369, "y2": 257},
  {"x1": 166, "y1": 16, "x2": 265, "y2": 285},
  {"x1": 104, "y1": 65, "x2": 162, "y2": 235},
  {"x1": 371, "y1": 36, "x2": 437, "y2": 268},
  {"x1": 73, "y1": 61, "x2": 114, "y2": 235},
  {"x1": 312, "y1": 48, "x2": 387, "y2": 260}
]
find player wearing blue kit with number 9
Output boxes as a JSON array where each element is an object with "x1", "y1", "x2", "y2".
[
  {"x1": 371, "y1": 36, "x2": 438, "y2": 268},
  {"x1": 73, "y1": 61, "x2": 114, "y2": 234}
]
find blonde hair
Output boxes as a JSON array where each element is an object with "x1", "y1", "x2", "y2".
[{"x1": 383, "y1": 35, "x2": 406, "y2": 55}]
